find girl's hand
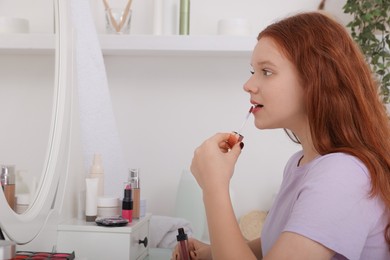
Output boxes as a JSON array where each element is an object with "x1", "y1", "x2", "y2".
[
  {"x1": 171, "y1": 238, "x2": 212, "y2": 260},
  {"x1": 190, "y1": 133, "x2": 243, "y2": 193}
]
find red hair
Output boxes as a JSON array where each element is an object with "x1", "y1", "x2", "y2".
[{"x1": 258, "y1": 12, "x2": 390, "y2": 247}]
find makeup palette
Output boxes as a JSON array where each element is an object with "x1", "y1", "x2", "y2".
[{"x1": 11, "y1": 251, "x2": 75, "y2": 260}]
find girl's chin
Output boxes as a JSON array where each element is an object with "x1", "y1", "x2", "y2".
[{"x1": 254, "y1": 122, "x2": 278, "y2": 130}]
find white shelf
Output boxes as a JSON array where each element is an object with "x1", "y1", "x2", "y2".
[
  {"x1": 0, "y1": 34, "x2": 55, "y2": 54},
  {"x1": 99, "y1": 35, "x2": 257, "y2": 56},
  {"x1": 0, "y1": 34, "x2": 256, "y2": 56}
]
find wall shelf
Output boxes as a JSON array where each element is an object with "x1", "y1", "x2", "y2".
[
  {"x1": 0, "y1": 34, "x2": 55, "y2": 54},
  {"x1": 0, "y1": 34, "x2": 256, "y2": 57},
  {"x1": 99, "y1": 35, "x2": 257, "y2": 57}
]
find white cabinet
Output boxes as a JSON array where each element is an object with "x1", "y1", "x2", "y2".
[{"x1": 57, "y1": 214, "x2": 151, "y2": 260}]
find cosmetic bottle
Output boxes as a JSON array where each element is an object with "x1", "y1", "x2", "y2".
[
  {"x1": 179, "y1": 0, "x2": 190, "y2": 35},
  {"x1": 129, "y1": 168, "x2": 140, "y2": 219},
  {"x1": 85, "y1": 178, "x2": 99, "y2": 222},
  {"x1": 122, "y1": 182, "x2": 133, "y2": 223},
  {"x1": 177, "y1": 228, "x2": 190, "y2": 260},
  {"x1": 1, "y1": 165, "x2": 16, "y2": 210},
  {"x1": 88, "y1": 153, "x2": 104, "y2": 196}
]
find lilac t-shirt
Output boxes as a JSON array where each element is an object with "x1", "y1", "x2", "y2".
[{"x1": 261, "y1": 151, "x2": 389, "y2": 260}]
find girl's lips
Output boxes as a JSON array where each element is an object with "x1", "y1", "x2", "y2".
[{"x1": 252, "y1": 104, "x2": 263, "y2": 113}]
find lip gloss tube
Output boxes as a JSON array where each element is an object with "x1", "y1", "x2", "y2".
[
  {"x1": 122, "y1": 182, "x2": 133, "y2": 223},
  {"x1": 176, "y1": 228, "x2": 190, "y2": 260},
  {"x1": 226, "y1": 131, "x2": 244, "y2": 149}
]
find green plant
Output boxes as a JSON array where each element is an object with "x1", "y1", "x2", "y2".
[{"x1": 343, "y1": 0, "x2": 390, "y2": 104}]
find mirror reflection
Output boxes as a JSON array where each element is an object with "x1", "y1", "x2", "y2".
[{"x1": 0, "y1": 0, "x2": 56, "y2": 214}]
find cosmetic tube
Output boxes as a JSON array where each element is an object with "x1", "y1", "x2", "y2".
[
  {"x1": 122, "y1": 182, "x2": 133, "y2": 223},
  {"x1": 226, "y1": 131, "x2": 244, "y2": 149},
  {"x1": 129, "y1": 168, "x2": 140, "y2": 219},
  {"x1": 179, "y1": 0, "x2": 190, "y2": 35},
  {"x1": 177, "y1": 228, "x2": 190, "y2": 260},
  {"x1": 85, "y1": 178, "x2": 99, "y2": 222},
  {"x1": 1, "y1": 165, "x2": 16, "y2": 210}
]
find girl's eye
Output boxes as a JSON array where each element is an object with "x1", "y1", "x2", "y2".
[
  {"x1": 262, "y1": 69, "x2": 273, "y2": 76},
  {"x1": 250, "y1": 69, "x2": 255, "y2": 75}
]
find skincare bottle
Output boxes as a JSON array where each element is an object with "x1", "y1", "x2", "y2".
[
  {"x1": 85, "y1": 178, "x2": 99, "y2": 222},
  {"x1": 88, "y1": 153, "x2": 104, "y2": 196},
  {"x1": 177, "y1": 228, "x2": 190, "y2": 260},
  {"x1": 129, "y1": 168, "x2": 140, "y2": 219},
  {"x1": 179, "y1": 0, "x2": 190, "y2": 35},
  {"x1": 1, "y1": 165, "x2": 16, "y2": 210},
  {"x1": 122, "y1": 182, "x2": 133, "y2": 223}
]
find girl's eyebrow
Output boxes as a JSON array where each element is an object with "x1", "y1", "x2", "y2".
[{"x1": 256, "y1": 60, "x2": 277, "y2": 67}]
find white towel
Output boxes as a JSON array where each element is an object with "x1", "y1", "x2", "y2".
[{"x1": 149, "y1": 215, "x2": 193, "y2": 249}]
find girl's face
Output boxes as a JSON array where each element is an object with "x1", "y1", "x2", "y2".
[{"x1": 244, "y1": 37, "x2": 307, "y2": 133}]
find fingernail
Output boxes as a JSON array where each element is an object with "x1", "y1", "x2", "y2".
[{"x1": 240, "y1": 142, "x2": 244, "y2": 150}]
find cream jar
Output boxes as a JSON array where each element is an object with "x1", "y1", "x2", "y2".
[{"x1": 97, "y1": 196, "x2": 120, "y2": 217}]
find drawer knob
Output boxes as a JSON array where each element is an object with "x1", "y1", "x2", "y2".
[{"x1": 139, "y1": 237, "x2": 148, "y2": 248}]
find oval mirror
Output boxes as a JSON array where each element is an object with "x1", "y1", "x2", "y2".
[
  {"x1": 0, "y1": 0, "x2": 55, "y2": 215},
  {"x1": 0, "y1": 0, "x2": 73, "y2": 243}
]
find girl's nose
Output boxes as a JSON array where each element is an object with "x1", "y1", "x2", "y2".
[{"x1": 243, "y1": 77, "x2": 257, "y2": 93}]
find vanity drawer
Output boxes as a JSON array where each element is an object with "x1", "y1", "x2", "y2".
[{"x1": 57, "y1": 214, "x2": 150, "y2": 260}]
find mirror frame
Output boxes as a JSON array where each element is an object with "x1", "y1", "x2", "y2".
[{"x1": 0, "y1": 0, "x2": 73, "y2": 244}]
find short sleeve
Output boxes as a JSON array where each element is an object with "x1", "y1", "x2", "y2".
[{"x1": 283, "y1": 154, "x2": 382, "y2": 260}]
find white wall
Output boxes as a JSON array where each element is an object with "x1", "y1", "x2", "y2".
[{"x1": 1, "y1": 0, "x2": 350, "y2": 219}]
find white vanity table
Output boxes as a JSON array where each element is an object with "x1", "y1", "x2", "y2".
[
  {"x1": 57, "y1": 213, "x2": 173, "y2": 260},
  {"x1": 57, "y1": 214, "x2": 151, "y2": 260}
]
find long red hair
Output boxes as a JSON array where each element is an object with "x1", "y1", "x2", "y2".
[{"x1": 259, "y1": 12, "x2": 390, "y2": 247}]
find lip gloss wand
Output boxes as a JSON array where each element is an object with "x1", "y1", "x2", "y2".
[
  {"x1": 226, "y1": 106, "x2": 254, "y2": 149},
  {"x1": 176, "y1": 228, "x2": 190, "y2": 260}
]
